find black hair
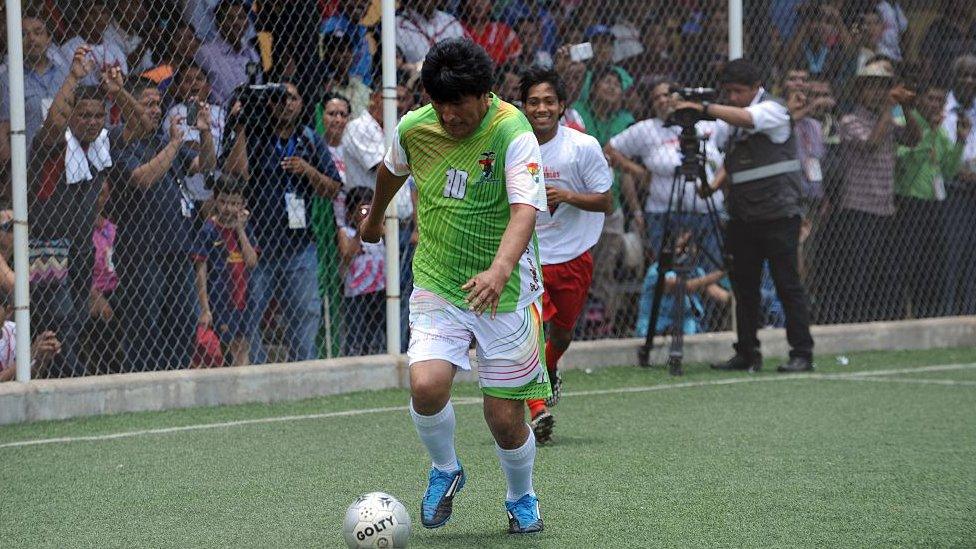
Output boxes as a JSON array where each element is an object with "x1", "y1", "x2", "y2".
[
  {"x1": 346, "y1": 186, "x2": 374, "y2": 222},
  {"x1": 213, "y1": 174, "x2": 247, "y2": 200},
  {"x1": 74, "y1": 86, "x2": 104, "y2": 104},
  {"x1": 321, "y1": 31, "x2": 356, "y2": 54},
  {"x1": 126, "y1": 76, "x2": 159, "y2": 97},
  {"x1": 214, "y1": 0, "x2": 248, "y2": 24},
  {"x1": 172, "y1": 62, "x2": 207, "y2": 87},
  {"x1": 421, "y1": 38, "x2": 494, "y2": 103},
  {"x1": 519, "y1": 66, "x2": 567, "y2": 105},
  {"x1": 719, "y1": 58, "x2": 761, "y2": 87},
  {"x1": 22, "y1": 8, "x2": 49, "y2": 26},
  {"x1": 321, "y1": 92, "x2": 352, "y2": 114}
]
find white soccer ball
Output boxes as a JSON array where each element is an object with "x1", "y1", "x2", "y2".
[{"x1": 342, "y1": 492, "x2": 411, "y2": 548}]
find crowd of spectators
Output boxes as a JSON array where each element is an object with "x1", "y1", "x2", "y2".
[{"x1": 0, "y1": 0, "x2": 974, "y2": 378}]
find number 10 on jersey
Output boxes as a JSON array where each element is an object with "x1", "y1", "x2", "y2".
[{"x1": 443, "y1": 168, "x2": 468, "y2": 200}]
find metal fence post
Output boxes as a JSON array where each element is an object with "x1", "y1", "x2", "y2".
[
  {"x1": 729, "y1": 0, "x2": 744, "y2": 60},
  {"x1": 382, "y1": 0, "x2": 401, "y2": 356},
  {"x1": 6, "y1": 0, "x2": 32, "y2": 382}
]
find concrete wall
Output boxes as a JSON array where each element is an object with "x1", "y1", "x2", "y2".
[{"x1": 1, "y1": 317, "x2": 974, "y2": 425}]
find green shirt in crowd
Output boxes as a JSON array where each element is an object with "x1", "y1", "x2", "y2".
[{"x1": 895, "y1": 110, "x2": 965, "y2": 201}]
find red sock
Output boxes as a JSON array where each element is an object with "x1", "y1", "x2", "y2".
[
  {"x1": 545, "y1": 340, "x2": 566, "y2": 374},
  {"x1": 527, "y1": 398, "x2": 547, "y2": 418}
]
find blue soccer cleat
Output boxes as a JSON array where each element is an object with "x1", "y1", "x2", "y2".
[
  {"x1": 506, "y1": 494, "x2": 544, "y2": 534},
  {"x1": 421, "y1": 464, "x2": 465, "y2": 528}
]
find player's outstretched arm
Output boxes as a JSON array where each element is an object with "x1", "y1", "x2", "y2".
[
  {"x1": 462, "y1": 203, "x2": 537, "y2": 318},
  {"x1": 360, "y1": 163, "x2": 409, "y2": 243}
]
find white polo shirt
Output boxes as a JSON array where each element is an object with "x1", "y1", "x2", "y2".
[
  {"x1": 711, "y1": 87, "x2": 792, "y2": 149},
  {"x1": 535, "y1": 126, "x2": 613, "y2": 265},
  {"x1": 342, "y1": 110, "x2": 413, "y2": 219}
]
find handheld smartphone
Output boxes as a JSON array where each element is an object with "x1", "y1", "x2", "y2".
[
  {"x1": 186, "y1": 101, "x2": 199, "y2": 124},
  {"x1": 569, "y1": 42, "x2": 593, "y2": 63}
]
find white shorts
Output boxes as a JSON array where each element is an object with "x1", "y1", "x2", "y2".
[{"x1": 407, "y1": 287, "x2": 550, "y2": 399}]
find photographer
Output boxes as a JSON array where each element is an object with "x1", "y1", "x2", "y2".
[
  {"x1": 675, "y1": 58, "x2": 814, "y2": 373},
  {"x1": 224, "y1": 81, "x2": 342, "y2": 363}
]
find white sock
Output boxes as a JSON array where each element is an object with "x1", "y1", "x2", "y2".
[
  {"x1": 496, "y1": 428, "x2": 537, "y2": 502},
  {"x1": 410, "y1": 400, "x2": 460, "y2": 473}
]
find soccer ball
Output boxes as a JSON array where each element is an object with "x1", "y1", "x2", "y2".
[{"x1": 342, "y1": 492, "x2": 411, "y2": 548}]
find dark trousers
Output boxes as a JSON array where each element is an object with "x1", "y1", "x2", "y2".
[
  {"x1": 726, "y1": 216, "x2": 814, "y2": 359},
  {"x1": 342, "y1": 291, "x2": 386, "y2": 356},
  {"x1": 399, "y1": 219, "x2": 416, "y2": 354},
  {"x1": 895, "y1": 196, "x2": 947, "y2": 318},
  {"x1": 820, "y1": 208, "x2": 898, "y2": 323},
  {"x1": 942, "y1": 188, "x2": 976, "y2": 315},
  {"x1": 116, "y1": 252, "x2": 195, "y2": 372},
  {"x1": 29, "y1": 238, "x2": 92, "y2": 378}
]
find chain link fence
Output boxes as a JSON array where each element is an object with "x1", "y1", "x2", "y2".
[{"x1": 0, "y1": 0, "x2": 972, "y2": 379}]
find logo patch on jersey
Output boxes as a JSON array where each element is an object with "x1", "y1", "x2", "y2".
[
  {"x1": 526, "y1": 162, "x2": 540, "y2": 177},
  {"x1": 477, "y1": 151, "x2": 496, "y2": 183}
]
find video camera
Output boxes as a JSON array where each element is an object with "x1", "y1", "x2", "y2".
[
  {"x1": 230, "y1": 83, "x2": 289, "y2": 133},
  {"x1": 667, "y1": 86, "x2": 718, "y2": 128},
  {"x1": 664, "y1": 87, "x2": 718, "y2": 179}
]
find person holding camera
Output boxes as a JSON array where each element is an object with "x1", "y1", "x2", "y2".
[
  {"x1": 675, "y1": 58, "x2": 814, "y2": 373},
  {"x1": 112, "y1": 77, "x2": 216, "y2": 372},
  {"x1": 224, "y1": 81, "x2": 342, "y2": 363}
]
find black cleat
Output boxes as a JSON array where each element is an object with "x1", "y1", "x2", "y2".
[
  {"x1": 711, "y1": 353, "x2": 763, "y2": 373},
  {"x1": 777, "y1": 356, "x2": 814, "y2": 373},
  {"x1": 530, "y1": 410, "x2": 555, "y2": 445},
  {"x1": 544, "y1": 370, "x2": 562, "y2": 407}
]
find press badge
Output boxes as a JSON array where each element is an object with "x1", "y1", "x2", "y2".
[
  {"x1": 178, "y1": 181, "x2": 194, "y2": 218},
  {"x1": 804, "y1": 158, "x2": 823, "y2": 183},
  {"x1": 285, "y1": 192, "x2": 307, "y2": 229},
  {"x1": 180, "y1": 196, "x2": 194, "y2": 218}
]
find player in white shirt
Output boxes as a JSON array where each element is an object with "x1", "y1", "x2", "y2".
[{"x1": 519, "y1": 68, "x2": 614, "y2": 443}]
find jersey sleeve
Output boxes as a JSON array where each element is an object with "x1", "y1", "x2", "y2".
[
  {"x1": 504, "y1": 131, "x2": 547, "y2": 210},
  {"x1": 382, "y1": 126, "x2": 411, "y2": 176},
  {"x1": 190, "y1": 223, "x2": 213, "y2": 263},
  {"x1": 578, "y1": 136, "x2": 614, "y2": 194}
]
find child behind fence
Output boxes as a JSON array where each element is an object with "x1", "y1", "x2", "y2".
[
  {"x1": 338, "y1": 187, "x2": 386, "y2": 356},
  {"x1": 191, "y1": 176, "x2": 259, "y2": 366}
]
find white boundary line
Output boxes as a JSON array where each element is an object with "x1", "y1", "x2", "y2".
[
  {"x1": 821, "y1": 377, "x2": 976, "y2": 387},
  {"x1": 1, "y1": 363, "x2": 974, "y2": 450}
]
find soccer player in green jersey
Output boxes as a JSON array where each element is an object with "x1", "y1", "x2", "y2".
[{"x1": 360, "y1": 38, "x2": 550, "y2": 535}]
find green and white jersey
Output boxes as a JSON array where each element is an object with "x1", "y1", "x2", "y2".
[{"x1": 384, "y1": 94, "x2": 547, "y2": 312}]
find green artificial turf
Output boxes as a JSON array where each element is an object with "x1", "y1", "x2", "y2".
[{"x1": 1, "y1": 347, "x2": 975, "y2": 548}]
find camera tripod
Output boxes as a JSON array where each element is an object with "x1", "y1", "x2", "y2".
[{"x1": 636, "y1": 124, "x2": 727, "y2": 376}]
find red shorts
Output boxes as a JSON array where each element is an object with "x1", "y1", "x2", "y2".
[{"x1": 541, "y1": 251, "x2": 594, "y2": 331}]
